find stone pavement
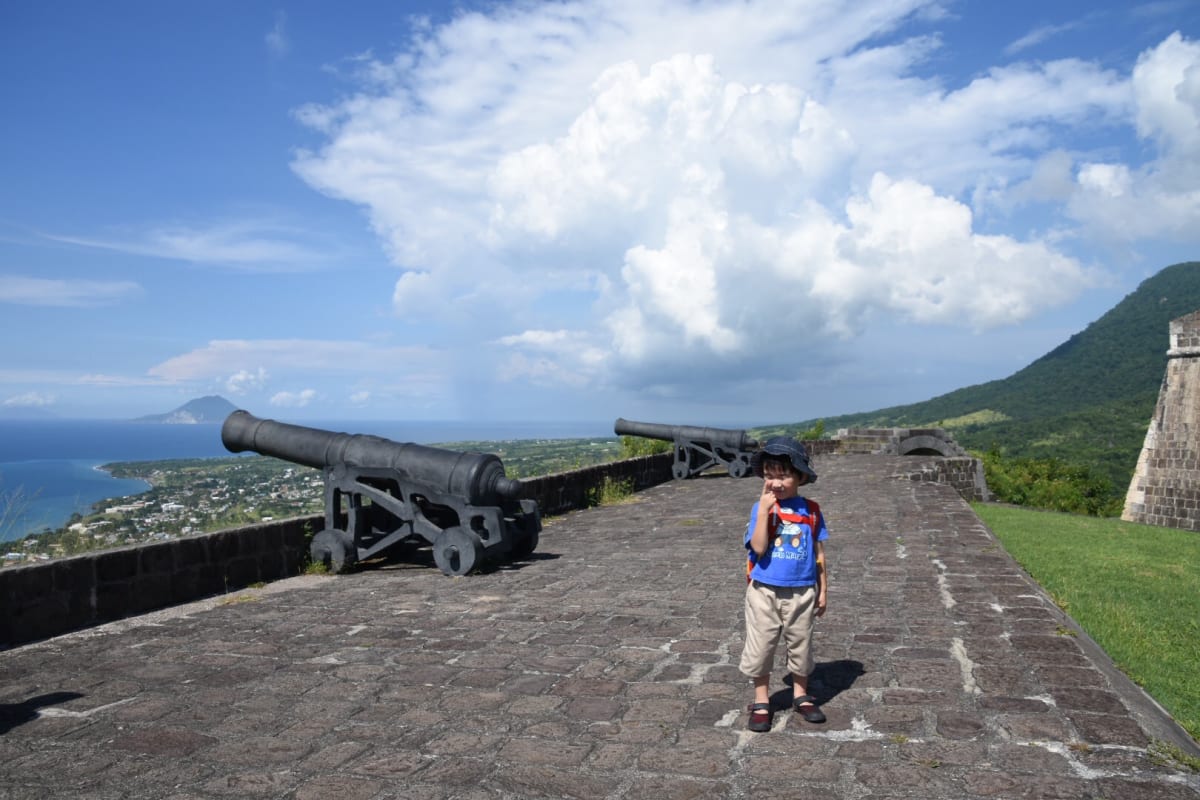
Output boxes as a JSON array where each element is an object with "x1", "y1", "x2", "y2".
[{"x1": 1, "y1": 454, "x2": 1197, "y2": 800}]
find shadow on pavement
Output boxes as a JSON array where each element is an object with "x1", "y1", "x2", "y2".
[{"x1": 0, "y1": 691, "x2": 85, "y2": 735}]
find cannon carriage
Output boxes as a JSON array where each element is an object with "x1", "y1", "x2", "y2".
[
  {"x1": 614, "y1": 417, "x2": 759, "y2": 479},
  {"x1": 221, "y1": 411, "x2": 540, "y2": 576}
]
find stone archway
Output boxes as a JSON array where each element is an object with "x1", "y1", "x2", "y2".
[{"x1": 897, "y1": 434, "x2": 957, "y2": 457}]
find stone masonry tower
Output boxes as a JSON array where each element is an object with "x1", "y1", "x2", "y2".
[{"x1": 1122, "y1": 309, "x2": 1200, "y2": 531}]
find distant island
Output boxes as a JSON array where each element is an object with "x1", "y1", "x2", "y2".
[{"x1": 134, "y1": 395, "x2": 238, "y2": 424}]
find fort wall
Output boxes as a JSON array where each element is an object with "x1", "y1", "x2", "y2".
[{"x1": 1123, "y1": 310, "x2": 1200, "y2": 531}]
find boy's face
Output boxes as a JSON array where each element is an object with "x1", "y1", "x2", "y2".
[{"x1": 762, "y1": 460, "x2": 804, "y2": 501}]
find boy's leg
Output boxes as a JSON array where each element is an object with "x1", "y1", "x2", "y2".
[
  {"x1": 780, "y1": 586, "x2": 817, "y2": 700},
  {"x1": 740, "y1": 582, "x2": 782, "y2": 703},
  {"x1": 781, "y1": 586, "x2": 826, "y2": 722},
  {"x1": 753, "y1": 673, "x2": 771, "y2": 705}
]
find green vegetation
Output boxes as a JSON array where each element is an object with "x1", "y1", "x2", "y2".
[
  {"x1": 981, "y1": 449, "x2": 1123, "y2": 517},
  {"x1": 618, "y1": 434, "x2": 672, "y2": 458},
  {"x1": 588, "y1": 476, "x2": 636, "y2": 506},
  {"x1": 0, "y1": 484, "x2": 38, "y2": 543},
  {"x1": 771, "y1": 261, "x2": 1200, "y2": 510},
  {"x1": 1148, "y1": 740, "x2": 1200, "y2": 773},
  {"x1": 749, "y1": 419, "x2": 826, "y2": 442},
  {"x1": 973, "y1": 502, "x2": 1200, "y2": 741},
  {"x1": 457, "y1": 437, "x2": 622, "y2": 477}
]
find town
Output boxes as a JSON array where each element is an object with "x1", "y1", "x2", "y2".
[
  {"x1": 2, "y1": 436, "x2": 627, "y2": 565},
  {"x1": 4, "y1": 456, "x2": 326, "y2": 563}
]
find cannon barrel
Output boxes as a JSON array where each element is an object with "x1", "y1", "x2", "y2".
[
  {"x1": 614, "y1": 417, "x2": 758, "y2": 451},
  {"x1": 221, "y1": 410, "x2": 523, "y2": 504}
]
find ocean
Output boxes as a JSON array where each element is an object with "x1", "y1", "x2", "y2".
[{"x1": 0, "y1": 418, "x2": 611, "y2": 543}]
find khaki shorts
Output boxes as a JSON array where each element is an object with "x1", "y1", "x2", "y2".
[{"x1": 738, "y1": 580, "x2": 817, "y2": 678}]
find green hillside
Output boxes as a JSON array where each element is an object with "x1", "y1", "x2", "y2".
[{"x1": 760, "y1": 261, "x2": 1200, "y2": 495}]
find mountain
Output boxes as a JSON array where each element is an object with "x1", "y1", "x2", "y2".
[
  {"x1": 135, "y1": 395, "x2": 239, "y2": 424},
  {"x1": 762, "y1": 261, "x2": 1200, "y2": 493}
]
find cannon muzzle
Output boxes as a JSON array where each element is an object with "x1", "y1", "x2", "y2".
[{"x1": 222, "y1": 410, "x2": 523, "y2": 504}]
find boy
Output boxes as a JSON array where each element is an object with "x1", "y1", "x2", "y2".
[{"x1": 740, "y1": 436, "x2": 828, "y2": 732}]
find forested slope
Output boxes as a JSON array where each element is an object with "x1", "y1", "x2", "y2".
[{"x1": 766, "y1": 261, "x2": 1200, "y2": 493}]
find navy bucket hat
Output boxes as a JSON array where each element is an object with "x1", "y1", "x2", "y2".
[{"x1": 751, "y1": 436, "x2": 818, "y2": 484}]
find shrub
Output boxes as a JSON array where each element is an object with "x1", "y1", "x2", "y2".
[
  {"x1": 619, "y1": 435, "x2": 672, "y2": 458},
  {"x1": 981, "y1": 449, "x2": 1123, "y2": 517}
]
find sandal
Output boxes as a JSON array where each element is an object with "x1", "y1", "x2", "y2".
[
  {"x1": 746, "y1": 702, "x2": 773, "y2": 732},
  {"x1": 793, "y1": 695, "x2": 826, "y2": 723}
]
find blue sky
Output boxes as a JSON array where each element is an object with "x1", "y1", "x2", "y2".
[{"x1": 2, "y1": 0, "x2": 1198, "y2": 427}]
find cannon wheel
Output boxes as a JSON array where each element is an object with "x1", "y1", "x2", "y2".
[
  {"x1": 433, "y1": 526, "x2": 484, "y2": 576},
  {"x1": 311, "y1": 529, "x2": 356, "y2": 574},
  {"x1": 728, "y1": 457, "x2": 750, "y2": 478},
  {"x1": 510, "y1": 528, "x2": 539, "y2": 561},
  {"x1": 672, "y1": 448, "x2": 691, "y2": 480}
]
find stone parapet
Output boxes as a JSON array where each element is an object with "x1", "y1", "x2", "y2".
[
  {"x1": 893, "y1": 456, "x2": 992, "y2": 502},
  {"x1": 0, "y1": 515, "x2": 318, "y2": 648},
  {"x1": 520, "y1": 452, "x2": 674, "y2": 516}
]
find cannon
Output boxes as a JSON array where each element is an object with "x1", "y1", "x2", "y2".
[
  {"x1": 221, "y1": 411, "x2": 540, "y2": 576},
  {"x1": 614, "y1": 418, "x2": 759, "y2": 479}
]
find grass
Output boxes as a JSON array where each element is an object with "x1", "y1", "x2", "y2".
[
  {"x1": 589, "y1": 476, "x2": 636, "y2": 507},
  {"x1": 972, "y1": 502, "x2": 1200, "y2": 742},
  {"x1": 935, "y1": 409, "x2": 1010, "y2": 428}
]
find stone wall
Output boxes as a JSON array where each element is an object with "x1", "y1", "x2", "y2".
[
  {"x1": 1122, "y1": 310, "x2": 1200, "y2": 531},
  {"x1": 520, "y1": 452, "x2": 674, "y2": 516},
  {"x1": 809, "y1": 428, "x2": 988, "y2": 502},
  {"x1": 0, "y1": 454, "x2": 676, "y2": 648},
  {"x1": 0, "y1": 516, "x2": 318, "y2": 648}
]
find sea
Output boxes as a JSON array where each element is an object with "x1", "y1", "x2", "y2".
[{"x1": 0, "y1": 418, "x2": 611, "y2": 544}]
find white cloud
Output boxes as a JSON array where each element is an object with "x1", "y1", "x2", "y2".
[
  {"x1": 0, "y1": 275, "x2": 141, "y2": 307},
  {"x1": 266, "y1": 11, "x2": 289, "y2": 58},
  {"x1": 1063, "y1": 32, "x2": 1200, "y2": 242},
  {"x1": 43, "y1": 219, "x2": 336, "y2": 271},
  {"x1": 146, "y1": 339, "x2": 454, "y2": 410},
  {"x1": 270, "y1": 389, "x2": 316, "y2": 408},
  {"x1": 149, "y1": 339, "x2": 440, "y2": 381},
  {"x1": 225, "y1": 368, "x2": 269, "y2": 395},
  {"x1": 3, "y1": 391, "x2": 56, "y2": 408},
  {"x1": 289, "y1": 0, "x2": 1194, "y2": 399}
]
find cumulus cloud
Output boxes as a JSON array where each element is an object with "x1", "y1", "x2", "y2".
[
  {"x1": 270, "y1": 389, "x2": 316, "y2": 408},
  {"x1": 1059, "y1": 32, "x2": 1200, "y2": 242},
  {"x1": 0, "y1": 275, "x2": 141, "y2": 307},
  {"x1": 225, "y1": 368, "x2": 269, "y2": 395},
  {"x1": 289, "y1": 0, "x2": 1194, "y2": 399}
]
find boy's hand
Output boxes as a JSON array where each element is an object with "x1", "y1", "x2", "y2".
[{"x1": 758, "y1": 482, "x2": 778, "y2": 515}]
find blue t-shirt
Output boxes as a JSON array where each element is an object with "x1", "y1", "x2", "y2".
[{"x1": 745, "y1": 496, "x2": 828, "y2": 587}]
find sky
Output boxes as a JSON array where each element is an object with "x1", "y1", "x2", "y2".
[{"x1": 1, "y1": 0, "x2": 1198, "y2": 428}]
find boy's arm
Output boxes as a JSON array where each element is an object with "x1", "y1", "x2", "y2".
[
  {"x1": 748, "y1": 484, "x2": 776, "y2": 556},
  {"x1": 814, "y1": 540, "x2": 827, "y2": 616}
]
